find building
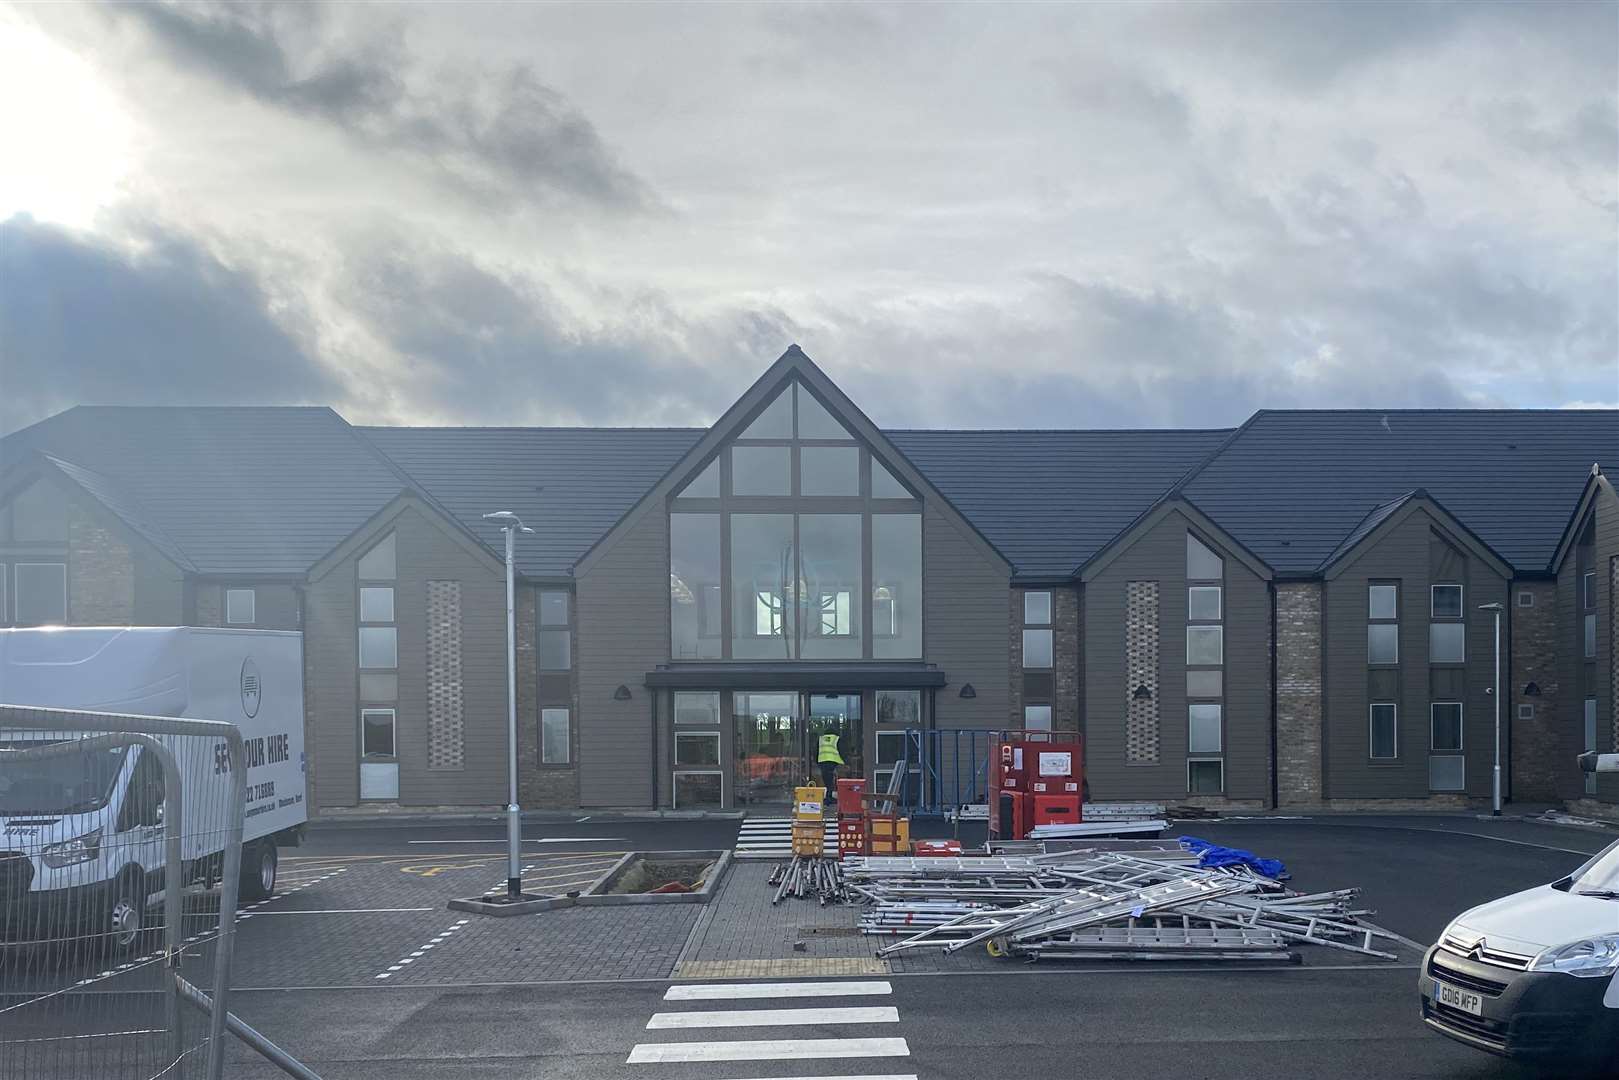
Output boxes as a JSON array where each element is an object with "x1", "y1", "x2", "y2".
[{"x1": 2, "y1": 348, "x2": 1615, "y2": 817}]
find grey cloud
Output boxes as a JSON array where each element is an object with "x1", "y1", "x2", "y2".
[
  {"x1": 111, "y1": 0, "x2": 653, "y2": 212},
  {"x1": 0, "y1": 214, "x2": 340, "y2": 434}
]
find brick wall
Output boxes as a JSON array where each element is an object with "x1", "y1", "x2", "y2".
[
  {"x1": 1054, "y1": 588, "x2": 1080, "y2": 732},
  {"x1": 195, "y1": 585, "x2": 222, "y2": 626},
  {"x1": 1510, "y1": 580, "x2": 1560, "y2": 801},
  {"x1": 1007, "y1": 591, "x2": 1023, "y2": 723},
  {"x1": 517, "y1": 586, "x2": 580, "y2": 808},
  {"x1": 68, "y1": 507, "x2": 134, "y2": 624},
  {"x1": 1275, "y1": 582, "x2": 1322, "y2": 806}
]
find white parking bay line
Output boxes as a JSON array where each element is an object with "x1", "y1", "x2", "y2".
[
  {"x1": 626, "y1": 1038, "x2": 910, "y2": 1063},
  {"x1": 407, "y1": 838, "x2": 628, "y2": 845},
  {"x1": 710, "y1": 1076, "x2": 915, "y2": 1080},
  {"x1": 646, "y1": 1007, "x2": 899, "y2": 1030},
  {"x1": 665, "y1": 981, "x2": 892, "y2": 1001}
]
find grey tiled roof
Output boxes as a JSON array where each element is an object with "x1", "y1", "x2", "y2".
[
  {"x1": 2, "y1": 407, "x2": 408, "y2": 575},
  {"x1": 1178, "y1": 410, "x2": 1619, "y2": 574},
  {"x1": 357, "y1": 426, "x2": 704, "y2": 577},
  {"x1": 888, "y1": 428, "x2": 1235, "y2": 577},
  {"x1": 44, "y1": 454, "x2": 197, "y2": 571}
]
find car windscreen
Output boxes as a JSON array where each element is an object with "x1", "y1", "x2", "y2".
[
  {"x1": 1565, "y1": 838, "x2": 1619, "y2": 894},
  {"x1": 0, "y1": 742, "x2": 129, "y2": 815}
]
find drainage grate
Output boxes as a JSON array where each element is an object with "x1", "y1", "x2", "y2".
[{"x1": 801, "y1": 926, "x2": 863, "y2": 937}]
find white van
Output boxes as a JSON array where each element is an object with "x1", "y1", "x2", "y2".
[
  {"x1": 0, "y1": 627, "x2": 307, "y2": 950},
  {"x1": 1420, "y1": 835, "x2": 1619, "y2": 1070}
]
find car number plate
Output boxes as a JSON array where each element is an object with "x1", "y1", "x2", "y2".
[{"x1": 1433, "y1": 979, "x2": 1483, "y2": 1016}]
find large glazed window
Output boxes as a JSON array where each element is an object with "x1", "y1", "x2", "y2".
[{"x1": 669, "y1": 377, "x2": 923, "y2": 661}]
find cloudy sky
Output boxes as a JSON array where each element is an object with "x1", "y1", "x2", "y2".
[{"x1": 1, "y1": 1, "x2": 1615, "y2": 434}]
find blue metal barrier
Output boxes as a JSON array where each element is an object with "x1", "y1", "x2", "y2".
[{"x1": 892, "y1": 728, "x2": 1001, "y2": 817}]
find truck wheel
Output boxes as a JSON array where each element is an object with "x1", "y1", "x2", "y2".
[
  {"x1": 238, "y1": 841, "x2": 277, "y2": 902},
  {"x1": 106, "y1": 872, "x2": 149, "y2": 956}
]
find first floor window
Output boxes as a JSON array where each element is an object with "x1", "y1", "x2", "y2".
[
  {"x1": 1430, "y1": 702, "x2": 1463, "y2": 751},
  {"x1": 1585, "y1": 613, "x2": 1597, "y2": 659},
  {"x1": 540, "y1": 628, "x2": 571, "y2": 670},
  {"x1": 1583, "y1": 570, "x2": 1597, "y2": 609},
  {"x1": 1186, "y1": 625, "x2": 1223, "y2": 666},
  {"x1": 817, "y1": 590, "x2": 853, "y2": 636},
  {"x1": 1370, "y1": 703, "x2": 1398, "y2": 759},
  {"x1": 1429, "y1": 622, "x2": 1466, "y2": 664},
  {"x1": 1023, "y1": 628, "x2": 1053, "y2": 668},
  {"x1": 1187, "y1": 759, "x2": 1223, "y2": 794},
  {"x1": 14, "y1": 563, "x2": 67, "y2": 625},
  {"x1": 1430, "y1": 584, "x2": 1462, "y2": 619},
  {"x1": 1023, "y1": 705, "x2": 1052, "y2": 731},
  {"x1": 1188, "y1": 703, "x2": 1222, "y2": 754},
  {"x1": 226, "y1": 588, "x2": 256, "y2": 624},
  {"x1": 359, "y1": 626, "x2": 398, "y2": 669},
  {"x1": 1367, "y1": 623, "x2": 1398, "y2": 665},
  {"x1": 361, "y1": 709, "x2": 396, "y2": 758},
  {"x1": 674, "y1": 691, "x2": 722, "y2": 725},
  {"x1": 541, "y1": 708, "x2": 570, "y2": 765},
  {"x1": 359, "y1": 586, "x2": 394, "y2": 622},
  {"x1": 1187, "y1": 586, "x2": 1222, "y2": 621}
]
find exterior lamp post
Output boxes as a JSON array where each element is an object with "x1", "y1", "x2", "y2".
[
  {"x1": 484, "y1": 510, "x2": 533, "y2": 899},
  {"x1": 1479, "y1": 601, "x2": 1503, "y2": 817}
]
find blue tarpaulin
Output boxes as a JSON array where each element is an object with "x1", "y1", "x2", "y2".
[{"x1": 1178, "y1": 836, "x2": 1290, "y2": 880}]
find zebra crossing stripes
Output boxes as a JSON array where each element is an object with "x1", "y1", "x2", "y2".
[
  {"x1": 627, "y1": 978, "x2": 912, "y2": 1070},
  {"x1": 734, "y1": 817, "x2": 839, "y2": 858}
]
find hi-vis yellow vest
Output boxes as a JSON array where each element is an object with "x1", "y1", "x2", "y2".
[{"x1": 817, "y1": 734, "x2": 844, "y2": 765}]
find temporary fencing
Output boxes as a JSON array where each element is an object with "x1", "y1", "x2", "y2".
[{"x1": 0, "y1": 704, "x2": 318, "y2": 1080}]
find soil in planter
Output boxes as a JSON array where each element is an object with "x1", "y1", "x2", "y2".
[{"x1": 606, "y1": 857, "x2": 716, "y2": 895}]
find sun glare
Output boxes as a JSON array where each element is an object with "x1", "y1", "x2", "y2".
[{"x1": 0, "y1": 15, "x2": 134, "y2": 228}]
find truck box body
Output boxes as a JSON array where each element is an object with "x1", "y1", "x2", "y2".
[{"x1": 0, "y1": 627, "x2": 307, "y2": 857}]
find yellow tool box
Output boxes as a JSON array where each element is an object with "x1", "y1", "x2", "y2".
[
  {"x1": 791, "y1": 819, "x2": 826, "y2": 857},
  {"x1": 793, "y1": 785, "x2": 826, "y2": 820}
]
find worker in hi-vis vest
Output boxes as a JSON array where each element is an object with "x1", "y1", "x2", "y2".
[{"x1": 816, "y1": 731, "x2": 844, "y2": 803}]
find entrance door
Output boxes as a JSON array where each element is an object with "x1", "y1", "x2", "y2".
[
  {"x1": 806, "y1": 692, "x2": 863, "y2": 801},
  {"x1": 733, "y1": 691, "x2": 800, "y2": 806}
]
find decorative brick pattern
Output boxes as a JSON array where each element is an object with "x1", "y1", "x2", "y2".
[
  {"x1": 67, "y1": 509, "x2": 134, "y2": 624},
  {"x1": 1510, "y1": 580, "x2": 1561, "y2": 801},
  {"x1": 426, "y1": 580, "x2": 465, "y2": 771},
  {"x1": 1276, "y1": 582, "x2": 1323, "y2": 806},
  {"x1": 1611, "y1": 556, "x2": 1618, "y2": 752},
  {"x1": 1124, "y1": 580, "x2": 1160, "y2": 763},
  {"x1": 1054, "y1": 587, "x2": 1080, "y2": 732}
]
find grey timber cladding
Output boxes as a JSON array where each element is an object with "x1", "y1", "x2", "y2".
[
  {"x1": 1180, "y1": 410, "x2": 1619, "y2": 573},
  {"x1": 3, "y1": 407, "x2": 408, "y2": 574},
  {"x1": 924, "y1": 503, "x2": 1011, "y2": 730},
  {"x1": 1083, "y1": 509, "x2": 1270, "y2": 802},
  {"x1": 575, "y1": 503, "x2": 667, "y2": 807},
  {"x1": 1322, "y1": 509, "x2": 1508, "y2": 799},
  {"x1": 357, "y1": 426, "x2": 704, "y2": 578},
  {"x1": 888, "y1": 429, "x2": 1232, "y2": 577}
]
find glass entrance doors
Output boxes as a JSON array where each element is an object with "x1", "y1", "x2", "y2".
[{"x1": 731, "y1": 691, "x2": 864, "y2": 806}]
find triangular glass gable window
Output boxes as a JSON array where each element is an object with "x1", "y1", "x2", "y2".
[
  {"x1": 871, "y1": 458, "x2": 911, "y2": 498},
  {"x1": 678, "y1": 458, "x2": 719, "y2": 498},
  {"x1": 740, "y1": 386, "x2": 793, "y2": 439},
  {"x1": 796, "y1": 384, "x2": 850, "y2": 439},
  {"x1": 358, "y1": 532, "x2": 397, "y2": 580},
  {"x1": 1186, "y1": 533, "x2": 1223, "y2": 580}
]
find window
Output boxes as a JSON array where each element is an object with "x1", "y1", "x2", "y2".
[
  {"x1": 678, "y1": 458, "x2": 720, "y2": 498},
  {"x1": 731, "y1": 445, "x2": 791, "y2": 496},
  {"x1": 539, "y1": 629, "x2": 571, "y2": 670},
  {"x1": 875, "y1": 729, "x2": 920, "y2": 802},
  {"x1": 1189, "y1": 703, "x2": 1222, "y2": 754},
  {"x1": 361, "y1": 709, "x2": 396, "y2": 758},
  {"x1": 1430, "y1": 702, "x2": 1463, "y2": 751},
  {"x1": 1429, "y1": 756, "x2": 1465, "y2": 792},
  {"x1": 1429, "y1": 623, "x2": 1466, "y2": 664},
  {"x1": 1585, "y1": 614, "x2": 1597, "y2": 659},
  {"x1": 1517, "y1": 703, "x2": 1534, "y2": 721},
  {"x1": 540, "y1": 591, "x2": 569, "y2": 626},
  {"x1": 871, "y1": 514, "x2": 922, "y2": 658},
  {"x1": 1368, "y1": 584, "x2": 1398, "y2": 621},
  {"x1": 1023, "y1": 628, "x2": 1054, "y2": 669},
  {"x1": 1024, "y1": 591, "x2": 1052, "y2": 626},
  {"x1": 871, "y1": 459, "x2": 910, "y2": 499},
  {"x1": 226, "y1": 588, "x2": 256, "y2": 624},
  {"x1": 673, "y1": 772, "x2": 723, "y2": 808},
  {"x1": 1430, "y1": 584, "x2": 1462, "y2": 619},
  {"x1": 675, "y1": 730, "x2": 719, "y2": 767},
  {"x1": 1023, "y1": 705, "x2": 1052, "y2": 731},
  {"x1": 795, "y1": 384, "x2": 849, "y2": 439},
  {"x1": 1186, "y1": 669, "x2": 1223, "y2": 698},
  {"x1": 1517, "y1": 590, "x2": 1534, "y2": 607},
  {"x1": 1369, "y1": 703, "x2": 1398, "y2": 759},
  {"x1": 541, "y1": 708, "x2": 570, "y2": 765},
  {"x1": 1188, "y1": 759, "x2": 1223, "y2": 794},
  {"x1": 876, "y1": 690, "x2": 921, "y2": 726},
  {"x1": 1586, "y1": 698, "x2": 1599, "y2": 795},
  {"x1": 671, "y1": 513, "x2": 722, "y2": 660},
  {"x1": 739, "y1": 387, "x2": 792, "y2": 438},
  {"x1": 1187, "y1": 586, "x2": 1222, "y2": 621},
  {"x1": 11, "y1": 481, "x2": 69, "y2": 542},
  {"x1": 1583, "y1": 570, "x2": 1597, "y2": 609},
  {"x1": 799, "y1": 446, "x2": 859, "y2": 496},
  {"x1": 0, "y1": 571, "x2": 7, "y2": 627},
  {"x1": 358, "y1": 626, "x2": 398, "y2": 669},
  {"x1": 359, "y1": 673, "x2": 398, "y2": 702},
  {"x1": 357, "y1": 533, "x2": 396, "y2": 580},
  {"x1": 1367, "y1": 624, "x2": 1399, "y2": 665},
  {"x1": 14, "y1": 563, "x2": 67, "y2": 625},
  {"x1": 359, "y1": 586, "x2": 393, "y2": 623},
  {"x1": 731, "y1": 514, "x2": 794, "y2": 659},
  {"x1": 1186, "y1": 534, "x2": 1223, "y2": 580},
  {"x1": 1186, "y1": 625, "x2": 1223, "y2": 666},
  {"x1": 800, "y1": 514, "x2": 861, "y2": 659},
  {"x1": 674, "y1": 691, "x2": 721, "y2": 725}
]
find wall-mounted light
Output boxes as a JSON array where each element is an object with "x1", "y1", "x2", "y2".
[
  {"x1": 613, "y1": 684, "x2": 632, "y2": 701},
  {"x1": 1133, "y1": 684, "x2": 1153, "y2": 700},
  {"x1": 958, "y1": 683, "x2": 977, "y2": 699},
  {"x1": 1522, "y1": 682, "x2": 1540, "y2": 698}
]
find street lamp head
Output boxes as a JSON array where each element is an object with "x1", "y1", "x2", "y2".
[
  {"x1": 482, "y1": 510, "x2": 534, "y2": 533},
  {"x1": 1477, "y1": 602, "x2": 1503, "y2": 611}
]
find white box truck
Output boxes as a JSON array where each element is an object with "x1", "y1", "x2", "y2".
[{"x1": 0, "y1": 627, "x2": 306, "y2": 950}]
